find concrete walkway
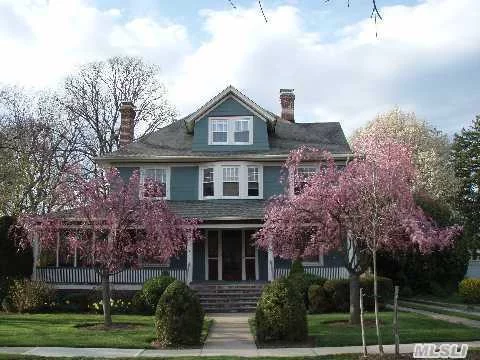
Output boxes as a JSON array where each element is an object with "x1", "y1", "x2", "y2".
[
  {"x1": 387, "y1": 304, "x2": 480, "y2": 328},
  {"x1": 399, "y1": 300, "x2": 480, "y2": 316},
  {"x1": 201, "y1": 313, "x2": 257, "y2": 356},
  {"x1": 1, "y1": 342, "x2": 480, "y2": 358}
]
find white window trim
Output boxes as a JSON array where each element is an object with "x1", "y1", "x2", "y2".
[
  {"x1": 208, "y1": 116, "x2": 253, "y2": 145},
  {"x1": 139, "y1": 166, "x2": 171, "y2": 200},
  {"x1": 199, "y1": 162, "x2": 263, "y2": 200}
]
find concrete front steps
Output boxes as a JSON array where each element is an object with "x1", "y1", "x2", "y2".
[{"x1": 190, "y1": 282, "x2": 265, "y2": 313}]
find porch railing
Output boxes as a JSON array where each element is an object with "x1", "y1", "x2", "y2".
[
  {"x1": 466, "y1": 260, "x2": 480, "y2": 279},
  {"x1": 35, "y1": 267, "x2": 187, "y2": 284},
  {"x1": 274, "y1": 266, "x2": 349, "y2": 280}
]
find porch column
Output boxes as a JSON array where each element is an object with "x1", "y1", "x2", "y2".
[
  {"x1": 187, "y1": 239, "x2": 193, "y2": 284},
  {"x1": 267, "y1": 246, "x2": 274, "y2": 281}
]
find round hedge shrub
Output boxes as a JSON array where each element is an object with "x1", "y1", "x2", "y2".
[
  {"x1": 308, "y1": 284, "x2": 333, "y2": 313},
  {"x1": 288, "y1": 272, "x2": 327, "y2": 308},
  {"x1": 155, "y1": 280, "x2": 204, "y2": 347},
  {"x1": 290, "y1": 259, "x2": 304, "y2": 275},
  {"x1": 459, "y1": 278, "x2": 480, "y2": 304},
  {"x1": 142, "y1": 275, "x2": 175, "y2": 311},
  {"x1": 255, "y1": 278, "x2": 307, "y2": 343},
  {"x1": 323, "y1": 279, "x2": 349, "y2": 312}
]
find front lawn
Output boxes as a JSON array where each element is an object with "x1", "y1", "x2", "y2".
[
  {"x1": 0, "y1": 313, "x2": 212, "y2": 348},
  {"x1": 309, "y1": 311, "x2": 480, "y2": 347}
]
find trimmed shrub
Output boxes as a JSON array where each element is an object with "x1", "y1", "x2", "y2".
[
  {"x1": 290, "y1": 259, "x2": 304, "y2": 275},
  {"x1": 7, "y1": 279, "x2": 54, "y2": 313},
  {"x1": 142, "y1": 275, "x2": 175, "y2": 311},
  {"x1": 323, "y1": 279, "x2": 350, "y2": 312},
  {"x1": 131, "y1": 291, "x2": 151, "y2": 314},
  {"x1": 360, "y1": 276, "x2": 394, "y2": 311},
  {"x1": 308, "y1": 284, "x2": 333, "y2": 313},
  {"x1": 255, "y1": 278, "x2": 307, "y2": 343},
  {"x1": 155, "y1": 280, "x2": 204, "y2": 347},
  {"x1": 288, "y1": 272, "x2": 326, "y2": 308},
  {"x1": 459, "y1": 278, "x2": 480, "y2": 304}
]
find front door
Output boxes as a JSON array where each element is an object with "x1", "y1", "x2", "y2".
[{"x1": 222, "y1": 230, "x2": 242, "y2": 281}]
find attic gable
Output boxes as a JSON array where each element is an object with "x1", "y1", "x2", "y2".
[{"x1": 184, "y1": 86, "x2": 277, "y2": 125}]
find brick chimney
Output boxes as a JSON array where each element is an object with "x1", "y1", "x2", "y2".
[
  {"x1": 119, "y1": 101, "x2": 136, "y2": 148},
  {"x1": 280, "y1": 89, "x2": 295, "y2": 123}
]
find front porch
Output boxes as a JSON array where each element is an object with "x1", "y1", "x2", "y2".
[{"x1": 31, "y1": 226, "x2": 349, "y2": 289}]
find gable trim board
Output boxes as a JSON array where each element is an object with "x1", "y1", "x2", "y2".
[{"x1": 184, "y1": 87, "x2": 276, "y2": 124}]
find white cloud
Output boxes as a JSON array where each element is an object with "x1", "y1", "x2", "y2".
[
  {"x1": 0, "y1": 0, "x2": 190, "y2": 86},
  {"x1": 0, "y1": 0, "x2": 478, "y2": 135},
  {"x1": 167, "y1": 0, "x2": 480, "y2": 134}
]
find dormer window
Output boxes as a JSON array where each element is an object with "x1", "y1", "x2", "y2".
[{"x1": 208, "y1": 116, "x2": 253, "y2": 145}]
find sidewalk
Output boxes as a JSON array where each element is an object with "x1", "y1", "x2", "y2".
[
  {"x1": 1, "y1": 341, "x2": 480, "y2": 358},
  {"x1": 387, "y1": 304, "x2": 480, "y2": 328}
]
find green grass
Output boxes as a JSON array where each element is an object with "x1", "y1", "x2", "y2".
[
  {"x1": 309, "y1": 311, "x2": 480, "y2": 347},
  {"x1": 0, "y1": 355, "x2": 361, "y2": 360},
  {"x1": 0, "y1": 313, "x2": 212, "y2": 348},
  {"x1": 409, "y1": 292, "x2": 472, "y2": 305},
  {"x1": 397, "y1": 300, "x2": 480, "y2": 321}
]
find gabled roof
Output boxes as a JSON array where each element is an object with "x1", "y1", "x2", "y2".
[
  {"x1": 183, "y1": 85, "x2": 277, "y2": 124},
  {"x1": 97, "y1": 86, "x2": 352, "y2": 163}
]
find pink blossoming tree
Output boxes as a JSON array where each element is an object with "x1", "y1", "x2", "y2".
[
  {"x1": 255, "y1": 138, "x2": 460, "y2": 339},
  {"x1": 16, "y1": 169, "x2": 199, "y2": 327}
]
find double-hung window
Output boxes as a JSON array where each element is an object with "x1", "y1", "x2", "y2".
[
  {"x1": 210, "y1": 119, "x2": 228, "y2": 144},
  {"x1": 247, "y1": 167, "x2": 259, "y2": 196},
  {"x1": 294, "y1": 166, "x2": 317, "y2": 195},
  {"x1": 141, "y1": 167, "x2": 169, "y2": 199},
  {"x1": 209, "y1": 116, "x2": 252, "y2": 145},
  {"x1": 203, "y1": 167, "x2": 214, "y2": 197},
  {"x1": 222, "y1": 167, "x2": 239, "y2": 196}
]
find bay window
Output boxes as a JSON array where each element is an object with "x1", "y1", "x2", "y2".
[
  {"x1": 223, "y1": 167, "x2": 239, "y2": 196},
  {"x1": 199, "y1": 163, "x2": 262, "y2": 199}
]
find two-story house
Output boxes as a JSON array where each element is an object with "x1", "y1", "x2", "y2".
[{"x1": 34, "y1": 86, "x2": 351, "y2": 295}]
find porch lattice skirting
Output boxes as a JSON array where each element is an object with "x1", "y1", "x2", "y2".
[
  {"x1": 35, "y1": 267, "x2": 187, "y2": 284},
  {"x1": 274, "y1": 266, "x2": 349, "y2": 280}
]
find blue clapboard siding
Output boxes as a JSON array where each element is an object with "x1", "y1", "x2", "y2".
[
  {"x1": 170, "y1": 166, "x2": 198, "y2": 200},
  {"x1": 258, "y1": 249, "x2": 268, "y2": 281},
  {"x1": 275, "y1": 257, "x2": 291, "y2": 268},
  {"x1": 170, "y1": 251, "x2": 187, "y2": 269},
  {"x1": 324, "y1": 251, "x2": 344, "y2": 267},
  {"x1": 193, "y1": 240, "x2": 205, "y2": 281},
  {"x1": 263, "y1": 166, "x2": 284, "y2": 199},
  {"x1": 192, "y1": 97, "x2": 269, "y2": 152},
  {"x1": 118, "y1": 167, "x2": 138, "y2": 183}
]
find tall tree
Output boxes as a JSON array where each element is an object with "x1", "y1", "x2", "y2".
[
  {"x1": 16, "y1": 169, "x2": 199, "y2": 327},
  {"x1": 452, "y1": 115, "x2": 480, "y2": 256},
  {"x1": 0, "y1": 86, "x2": 81, "y2": 216},
  {"x1": 255, "y1": 140, "x2": 459, "y2": 331},
  {"x1": 62, "y1": 56, "x2": 175, "y2": 171},
  {"x1": 351, "y1": 108, "x2": 459, "y2": 205}
]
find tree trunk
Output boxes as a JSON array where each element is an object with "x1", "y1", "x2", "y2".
[
  {"x1": 101, "y1": 273, "x2": 112, "y2": 327},
  {"x1": 373, "y1": 251, "x2": 384, "y2": 354},
  {"x1": 394, "y1": 285, "x2": 400, "y2": 359},
  {"x1": 349, "y1": 272, "x2": 360, "y2": 325},
  {"x1": 360, "y1": 287, "x2": 367, "y2": 358}
]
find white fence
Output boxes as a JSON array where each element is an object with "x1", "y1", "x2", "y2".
[
  {"x1": 35, "y1": 267, "x2": 187, "y2": 284},
  {"x1": 274, "y1": 266, "x2": 349, "y2": 280},
  {"x1": 466, "y1": 260, "x2": 480, "y2": 278}
]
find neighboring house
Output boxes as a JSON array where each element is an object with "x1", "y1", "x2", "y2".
[{"x1": 33, "y1": 86, "x2": 351, "y2": 290}]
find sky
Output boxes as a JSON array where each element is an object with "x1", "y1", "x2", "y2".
[{"x1": 0, "y1": 0, "x2": 478, "y2": 136}]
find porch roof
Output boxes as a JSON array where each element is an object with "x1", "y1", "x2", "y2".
[{"x1": 167, "y1": 200, "x2": 266, "y2": 220}]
